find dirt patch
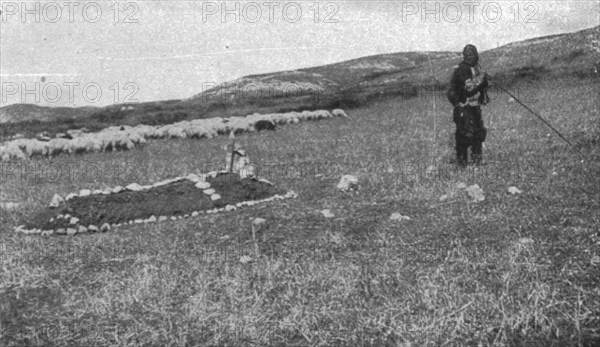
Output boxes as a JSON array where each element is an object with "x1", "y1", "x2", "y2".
[{"x1": 21, "y1": 173, "x2": 288, "y2": 234}]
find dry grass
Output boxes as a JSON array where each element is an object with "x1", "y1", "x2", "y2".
[{"x1": 1, "y1": 77, "x2": 599, "y2": 346}]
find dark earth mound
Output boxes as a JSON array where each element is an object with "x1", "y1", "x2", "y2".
[{"x1": 24, "y1": 173, "x2": 287, "y2": 233}]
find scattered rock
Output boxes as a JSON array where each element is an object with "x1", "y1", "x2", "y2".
[
  {"x1": 517, "y1": 237, "x2": 534, "y2": 245},
  {"x1": 56, "y1": 228, "x2": 66, "y2": 235},
  {"x1": 337, "y1": 175, "x2": 358, "y2": 192},
  {"x1": 321, "y1": 209, "x2": 335, "y2": 218},
  {"x1": 88, "y1": 225, "x2": 99, "y2": 232},
  {"x1": 79, "y1": 189, "x2": 91, "y2": 197},
  {"x1": 507, "y1": 186, "x2": 523, "y2": 195},
  {"x1": 126, "y1": 183, "x2": 144, "y2": 192},
  {"x1": 65, "y1": 193, "x2": 77, "y2": 201},
  {"x1": 171, "y1": 216, "x2": 177, "y2": 221},
  {"x1": 147, "y1": 215, "x2": 157, "y2": 222},
  {"x1": 389, "y1": 212, "x2": 411, "y2": 221},
  {"x1": 69, "y1": 217, "x2": 80, "y2": 225},
  {"x1": 66, "y1": 228, "x2": 78, "y2": 236},
  {"x1": 240, "y1": 255, "x2": 253, "y2": 264},
  {"x1": 100, "y1": 223, "x2": 111, "y2": 232},
  {"x1": 195, "y1": 181, "x2": 210, "y2": 189},
  {"x1": 186, "y1": 173, "x2": 201, "y2": 182},
  {"x1": 439, "y1": 194, "x2": 448, "y2": 202},
  {"x1": 158, "y1": 216, "x2": 168, "y2": 222},
  {"x1": 49, "y1": 194, "x2": 64, "y2": 208},
  {"x1": 192, "y1": 211, "x2": 199, "y2": 217},
  {"x1": 258, "y1": 178, "x2": 273, "y2": 186},
  {"x1": 112, "y1": 186, "x2": 124, "y2": 193},
  {"x1": 93, "y1": 190, "x2": 103, "y2": 195},
  {"x1": 252, "y1": 217, "x2": 267, "y2": 227},
  {"x1": 203, "y1": 188, "x2": 216, "y2": 195},
  {"x1": 64, "y1": 214, "x2": 71, "y2": 220},
  {"x1": 41, "y1": 230, "x2": 54, "y2": 236},
  {"x1": 591, "y1": 255, "x2": 600, "y2": 266},
  {"x1": 225, "y1": 205, "x2": 236, "y2": 212},
  {"x1": 134, "y1": 219, "x2": 143, "y2": 224},
  {"x1": 211, "y1": 194, "x2": 221, "y2": 201},
  {"x1": 466, "y1": 184, "x2": 485, "y2": 202},
  {"x1": 77, "y1": 225, "x2": 88, "y2": 234}
]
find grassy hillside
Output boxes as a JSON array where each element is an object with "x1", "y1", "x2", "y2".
[
  {"x1": 1, "y1": 74, "x2": 598, "y2": 345},
  {"x1": 1, "y1": 26, "x2": 598, "y2": 141}
]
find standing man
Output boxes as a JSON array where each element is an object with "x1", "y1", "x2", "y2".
[{"x1": 447, "y1": 44, "x2": 490, "y2": 166}]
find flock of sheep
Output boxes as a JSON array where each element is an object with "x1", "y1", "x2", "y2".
[{"x1": 0, "y1": 109, "x2": 349, "y2": 161}]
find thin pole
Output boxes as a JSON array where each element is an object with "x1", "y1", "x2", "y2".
[
  {"x1": 492, "y1": 82, "x2": 587, "y2": 161},
  {"x1": 426, "y1": 53, "x2": 437, "y2": 159}
]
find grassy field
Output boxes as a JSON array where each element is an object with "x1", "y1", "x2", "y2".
[{"x1": 1, "y1": 77, "x2": 599, "y2": 346}]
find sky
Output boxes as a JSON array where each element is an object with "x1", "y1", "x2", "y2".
[{"x1": 1, "y1": 0, "x2": 598, "y2": 107}]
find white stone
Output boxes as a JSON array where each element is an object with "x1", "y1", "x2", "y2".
[
  {"x1": 134, "y1": 219, "x2": 143, "y2": 224},
  {"x1": 64, "y1": 214, "x2": 71, "y2": 220},
  {"x1": 69, "y1": 217, "x2": 80, "y2": 225},
  {"x1": 77, "y1": 225, "x2": 88, "y2": 233},
  {"x1": 321, "y1": 209, "x2": 335, "y2": 218},
  {"x1": 100, "y1": 223, "x2": 111, "y2": 232},
  {"x1": 517, "y1": 237, "x2": 534, "y2": 245},
  {"x1": 439, "y1": 195, "x2": 448, "y2": 202},
  {"x1": 113, "y1": 186, "x2": 124, "y2": 193},
  {"x1": 211, "y1": 194, "x2": 221, "y2": 201},
  {"x1": 239, "y1": 255, "x2": 253, "y2": 264},
  {"x1": 158, "y1": 216, "x2": 168, "y2": 222},
  {"x1": 337, "y1": 174, "x2": 359, "y2": 191},
  {"x1": 203, "y1": 188, "x2": 216, "y2": 195},
  {"x1": 148, "y1": 215, "x2": 157, "y2": 222},
  {"x1": 186, "y1": 173, "x2": 201, "y2": 182},
  {"x1": 79, "y1": 189, "x2": 91, "y2": 197},
  {"x1": 390, "y1": 212, "x2": 411, "y2": 221},
  {"x1": 466, "y1": 184, "x2": 485, "y2": 202},
  {"x1": 225, "y1": 205, "x2": 236, "y2": 212},
  {"x1": 41, "y1": 230, "x2": 54, "y2": 236},
  {"x1": 66, "y1": 228, "x2": 78, "y2": 236},
  {"x1": 65, "y1": 193, "x2": 77, "y2": 200},
  {"x1": 171, "y1": 216, "x2": 177, "y2": 221},
  {"x1": 56, "y1": 214, "x2": 64, "y2": 219},
  {"x1": 507, "y1": 186, "x2": 523, "y2": 195},
  {"x1": 195, "y1": 181, "x2": 211, "y2": 189},
  {"x1": 258, "y1": 178, "x2": 273, "y2": 185},
  {"x1": 93, "y1": 190, "x2": 103, "y2": 195},
  {"x1": 49, "y1": 194, "x2": 64, "y2": 208},
  {"x1": 56, "y1": 228, "x2": 66, "y2": 235},
  {"x1": 88, "y1": 225, "x2": 99, "y2": 232},
  {"x1": 126, "y1": 183, "x2": 144, "y2": 191},
  {"x1": 191, "y1": 211, "x2": 199, "y2": 217},
  {"x1": 252, "y1": 217, "x2": 267, "y2": 228}
]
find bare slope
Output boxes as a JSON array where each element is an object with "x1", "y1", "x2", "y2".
[{"x1": 1, "y1": 25, "x2": 597, "y2": 139}]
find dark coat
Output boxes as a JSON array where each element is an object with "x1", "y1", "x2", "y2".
[{"x1": 448, "y1": 62, "x2": 489, "y2": 106}]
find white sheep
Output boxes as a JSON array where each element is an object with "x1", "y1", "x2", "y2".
[
  {"x1": 24, "y1": 140, "x2": 49, "y2": 157},
  {"x1": 332, "y1": 109, "x2": 349, "y2": 118},
  {"x1": 47, "y1": 138, "x2": 73, "y2": 156},
  {"x1": 166, "y1": 126, "x2": 187, "y2": 139},
  {"x1": 0, "y1": 142, "x2": 26, "y2": 161}
]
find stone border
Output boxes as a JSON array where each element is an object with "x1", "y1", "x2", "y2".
[{"x1": 15, "y1": 172, "x2": 292, "y2": 236}]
